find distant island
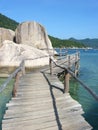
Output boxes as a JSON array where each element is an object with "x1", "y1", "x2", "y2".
[{"x1": 0, "y1": 13, "x2": 98, "y2": 49}]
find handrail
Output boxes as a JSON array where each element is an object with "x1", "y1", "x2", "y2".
[
  {"x1": 40, "y1": 48, "x2": 67, "y2": 56},
  {"x1": 0, "y1": 55, "x2": 49, "y2": 94},
  {"x1": 0, "y1": 63, "x2": 23, "y2": 93},
  {"x1": 24, "y1": 55, "x2": 49, "y2": 61},
  {"x1": 51, "y1": 52, "x2": 79, "y2": 70},
  {"x1": 49, "y1": 54, "x2": 98, "y2": 101}
]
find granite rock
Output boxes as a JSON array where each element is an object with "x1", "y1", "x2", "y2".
[
  {"x1": 0, "y1": 40, "x2": 49, "y2": 68},
  {"x1": 15, "y1": 21, "x2": 53, "y2": 51},
  {"x1": 0, "y1": 28, "x2": 15, "y2": 47}
]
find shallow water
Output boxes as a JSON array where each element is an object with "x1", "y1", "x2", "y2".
[
  {"x1": 0, "y1": 78, "x2": 14, "y2": 130},
  {"x1": 56, "y1": 48, "x2": 98, "y2": 129},
  {"x1": 69, "y1": 49, "x2": 98, "y2": 130}
]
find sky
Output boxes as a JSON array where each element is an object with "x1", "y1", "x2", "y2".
[{"x1": 0, "y1": 0, "x2": 98, "y2": 39}]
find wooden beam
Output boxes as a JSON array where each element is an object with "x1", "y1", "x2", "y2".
[{"x1": 64, "y1": 70, "x2": 69, "y2": 93}]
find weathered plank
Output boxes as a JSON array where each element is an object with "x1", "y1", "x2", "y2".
[
  {"x1": 43, "y1": 73, "x2": 92, "y2": 130},
  {"x1": 2, "y1": 53, "x2": 92, "y2": 130}
]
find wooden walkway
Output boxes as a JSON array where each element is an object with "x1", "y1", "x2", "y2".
[{"x1": 2, "y1": 72, "x2": 92, "y2": 130}]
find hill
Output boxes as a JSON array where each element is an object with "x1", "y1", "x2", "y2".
[
  {"x1": 49, "y1": 36, "x2": 86, "y2": 48},
  {"x1": 0, "y1": 13, "x2": 19, "y2": 30},
  {"x1": 69, "y1": 38, "x2": 98, "y2": 48},
  {"x1": 78, "y1": 38, "x2": 98, "y2": 48}
]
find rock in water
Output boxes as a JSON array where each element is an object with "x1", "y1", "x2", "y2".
[
  {"x1": 15, "y1": 21, "x2": 53, "y2": 51},
  {"x1": 0, "y1": 28, "x2": 15, "y2": 47}
]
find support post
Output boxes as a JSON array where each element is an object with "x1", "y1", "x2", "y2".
[
  {"x1": 64, "y1": 70, "x2": 69, "y2": 93},
  {"x1": 49, "y1": 57, "x2": 53, "y2": 75}
]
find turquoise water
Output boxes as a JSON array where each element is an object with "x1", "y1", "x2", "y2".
[
  {"x1": 0, "y1": 78, "x2": 14, "y2": 130},
  {"x1": 69, "y1": 49, "x2": 98, "y2": 130},
  {"x1": 56, "y1": 48, "x2": 98, "y2": 129}
]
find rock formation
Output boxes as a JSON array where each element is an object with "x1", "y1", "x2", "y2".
[
  {"x1": 15, "y1": 21, "x2": 53, "y2": 50},
  {"x1": 0, "y1": 28, "x2": 15, "y2": 47},
  {"x1": 0, "y1": 21, "x2": 55, "y2": 75},
  {"x1": 0, "y1": 40, "x2": 49, "y2": 66}
]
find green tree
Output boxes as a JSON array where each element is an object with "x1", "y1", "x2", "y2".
[
  {"x1": 0, "y1": 13, "x2": 19, "y2": 30},
  {"x1": 49, "y1": 35, "x2": 86, "y2": 48}
]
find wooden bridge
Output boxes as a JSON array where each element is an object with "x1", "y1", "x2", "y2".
[{"x1": 1, "y1": 52, "x2": 93, "y2": 130}]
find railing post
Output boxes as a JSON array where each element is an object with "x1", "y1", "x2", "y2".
[
  {"x1": 75, "y1": 53, "x2": 77, "y2": 62},
  {"x1": 12, "y1": 72, "x2": 20, "y2": 97},
  {"x1": 68, "y1": 55, "x2": 70, "y2": 68},
  {"x1": 64, "y1": 70, "x2": 69, "y2": 93},
  {"x1": 49, "y1": 57, "x2": 53, "y2": 75},
  {"x1": 78, "y1": 52, "x2": 80, "y2": 60},
  {"x1": 21, "y1": 60, "x2": 25, "y2": 75},
  {"x1": 75, "y1": 52, "x2": 80, "y2": 76}
]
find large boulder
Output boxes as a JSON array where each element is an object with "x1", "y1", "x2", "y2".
[
  {"x1": 0, "y1": 28, "x2": 15, "y2": 47},
  {"x1": 15, "y1": 21, "x2": 53, "y2": 51},
  {"x1": 0, "y1": 40, "x2": 49, "y2": 75},
  {"x1": 0, "y1": 21, "x2": 56, "y2": 76}
]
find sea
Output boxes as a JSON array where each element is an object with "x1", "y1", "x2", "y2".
[
  {"x1": 56, "y1": 48, "x2": 98, "y2": 130},
  {"x1": 0, "y1": 48, "x2": 98, "y2": 130}
]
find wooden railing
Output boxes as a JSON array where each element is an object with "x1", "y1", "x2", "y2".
[
  {"x1": 0, "y1": 55, "x2": 49, "y2": 97},
  {"x1": 49, "y1": 52, "x2": 80, "y2": 75},
  {"x1": 6, "y1": 48, "x2": 69, "y2": 96},
  {"x1": 1, "y1": 51, "x2": 97, "y2": 102},
  {"x1": 40, "y1": 48, "x2": 67, "y2": 56},
  {"x1": 49, "y1": 52, "x2": 98, "y2": 101},
  {"x1": 0, "y1": 60, "x2": 25, "y2": 97}
]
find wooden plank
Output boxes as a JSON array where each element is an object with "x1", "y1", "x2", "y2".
[
  {"x1": 44, "y1": 73, "x2": 92, "y2": 130},
  {"x1": 4, "y1": 109, "x2": 55, "y2": 119},
  {"x1": 2, "y1": 120, "x2": 58, "y2": 130},
  {"x1": 2, "y1": 53, "x2": 92, "y2": 130}
]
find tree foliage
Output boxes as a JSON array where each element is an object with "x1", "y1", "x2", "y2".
[
  {"x1": 0, "y1": 13, "x2": 19, "y2": 31},
  {"x1": 78, "y1": 38, "x2": 98, "y2": 48},
  {"x1": 49, "y1": 36, "x2": 86, "y2": 48}
]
